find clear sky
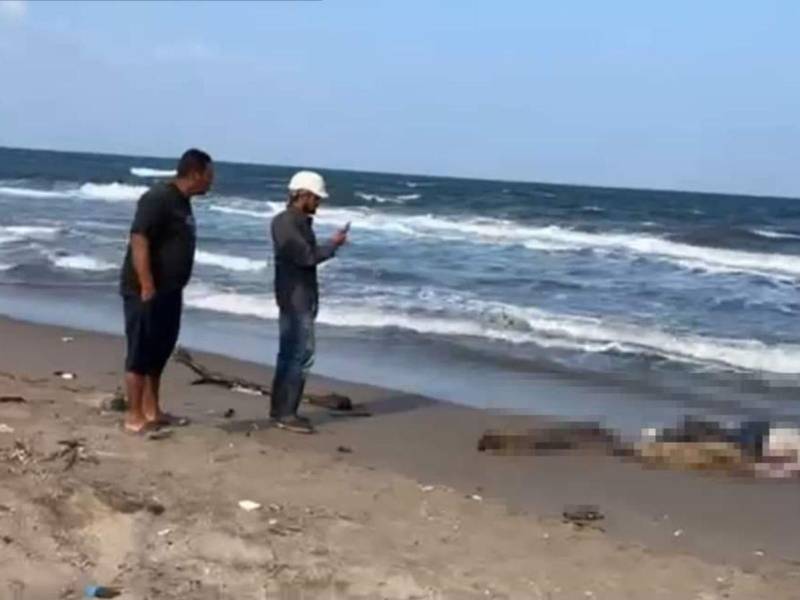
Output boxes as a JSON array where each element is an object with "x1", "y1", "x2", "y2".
[{"x1": 0, "y1": 0, "x2": 798, "y2": 197}]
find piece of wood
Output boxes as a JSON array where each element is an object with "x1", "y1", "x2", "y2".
[{"x1": 173, "y1": 347, "x2": 363, "y2": 413}]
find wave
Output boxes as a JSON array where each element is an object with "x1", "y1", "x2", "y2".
[
  {"x1": 195, "y1": 250, "x2": 267, "y2": 272},
  {"x1": 355, "y1": 192, "x2": 420, "y2": 204},
  {"x1": 184, "y1": 283, "x2": 800, "y2": 375},
  {"x1": 130, "y1": 167, "x2": 176, "y2": 178},
  {"x1": 77, "y1": 182, "x2": 148, "y2": 202},
  {"x1": 50, "y1": 253, "x2": 116, "y2": 272},
  {"x1": 208, "y1": 205, "x2": 271, "y2": 219},
  {"x1": 0, "y1": 263, "x2": 15, "y2": 271},
  {"x1": 203, "y1": 198, "x2": 800, "y2": 281},
  {"x1": 0, "y1": 182, "x2": 147, "y2": 202},
  {"x1": 0, "y1": 185, "x2": 71, "y2": 199},
  {"x1": 0, "y1": 225, "x2": 60, "y2": 242},
  {"x1": 751, "y1": 229, "x2": 800, "y2": 241}
]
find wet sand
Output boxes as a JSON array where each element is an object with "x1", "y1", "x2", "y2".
[{"x1": 1, "y1": 316, "x2": 799, "y2": 599}]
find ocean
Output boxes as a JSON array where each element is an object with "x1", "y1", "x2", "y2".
[{"x1": 1, "y1": 146, "x2": 799, "y2": 432}]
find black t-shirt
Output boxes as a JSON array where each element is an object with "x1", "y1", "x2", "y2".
[{"x1": 120, "y1": 183, "x2": 196, "y2": 296}]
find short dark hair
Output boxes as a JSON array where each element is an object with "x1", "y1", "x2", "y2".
[{"x1": 176, "y1": 148, "x2": 212, "y2": 177}]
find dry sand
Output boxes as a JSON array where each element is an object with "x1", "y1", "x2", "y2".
[{"x1": 1, "y1": 316, "x2": 799, "y2": 599}]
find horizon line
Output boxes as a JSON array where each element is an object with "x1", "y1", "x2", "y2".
[{"x1": 0, "y1": 143, "x2": 795, "y2": 203}]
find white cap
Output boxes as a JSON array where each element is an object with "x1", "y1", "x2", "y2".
[{"x1": 288, "y1": 170, "x2": 329, "y2": 199}]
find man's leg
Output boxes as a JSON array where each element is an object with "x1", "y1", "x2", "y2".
[
  {"x1": 142, "y1": 374, "x2": 161, "y2": 423},
  {"x1": 143, "y1": 291, "x2": 184, "y2": 425},
  {"x1": 123, "y1": 293, "x2": 151, "y2": 432},
  {"x1": 288, "y1": 314, "x2": 315, "y2": 417},
  {"x1": 124, "y1": 371, "x2": 148, "y2": 432},
  {"x1": 271, "y1": 312, "x2": 297, "y2": 419}
]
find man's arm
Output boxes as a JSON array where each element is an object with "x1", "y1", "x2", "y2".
[
  {"x1": 130, "y1": 233, "x2": 156, "y2": 301},
  {"x1": 273, "y1": 216, "x2": 344, "y2": 268},
  {"x1": 129, "y1": 191, "x2": 164, "y2": 300}
]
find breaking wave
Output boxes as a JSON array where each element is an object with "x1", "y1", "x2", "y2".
[
  {"x1": 130, "y1": 167, "x2": 176, "y2": 178},
  {"x1": 183, "y1": 283, "x2": 800, "y2": 375},
  {"x1": 195, "y1": 250, "x2": 267, "y2": 272}
]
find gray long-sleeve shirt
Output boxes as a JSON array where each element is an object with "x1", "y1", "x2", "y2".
[{"x1": 271, "y1": 206, "x2": 336, "y2": 314}]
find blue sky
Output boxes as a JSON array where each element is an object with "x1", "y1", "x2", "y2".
[{"x1": 0, "y1": 0, "x2": 798, "y2": 197}]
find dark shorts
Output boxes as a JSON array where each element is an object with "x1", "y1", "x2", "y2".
[{"x1": 123, "y1": 290, "x2": 183, "y2": 376}]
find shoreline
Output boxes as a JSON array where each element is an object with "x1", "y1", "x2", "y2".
[
  {"x1": 0, "y1": 314, "x2": 798, "y2": 571},
  {"x1": 4, "y1": 283, "x2": 789, "y2": 437}
]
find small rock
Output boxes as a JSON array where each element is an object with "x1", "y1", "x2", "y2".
[
  {"x1": 223, "y1": 408, "x2": 235, "y2": 419},
  {"x1": 0, "y1": 424, "x2": 14, "y2": 434},
  {"x1": 157, "y1": 528, "x2": 172, "y2": 537},
  {"x1": 563, "y1": 505, "x2": 604, "y2": 526},
  {"x1": 674, "y1": 529, "x2": 684, "y2": 537},
  {"x1": 420, "y1": 485, "x2": 435, "y2": 492},
  {"x1": 54, "y1": 371, "x2": 77, "y2": 380},
  {"x1": 146, "y1": 502, "x2": 165, "y2": 516},
  {"x1": 754, "y1": 550, "x2": 765, "y2": 557},
  {"x1": 337, "y1": 445, "x2": 353, "y2": 454},
  {"x1": 268, "y1": 518, "x2": 278, "y2": 526},
  {"x1": 61, "y1": 336, "x2": 74, "y2": 343},
  {"x1": 469, "y1": 494, "x2": 483, "y2": 502},
  {"x1": 2, "y1": 535, "x2": 12, "y2": 544}
]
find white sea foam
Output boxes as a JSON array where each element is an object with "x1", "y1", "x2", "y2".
[
  {"x1": 50, "y1": 253, "x2": 116, "y2": 272},
  {"x1": 195, "y1": 250, "x2": 267, "y2": 272},
  {"x1": 355, "y1": 192, "x2": 420, "y2": 204},
  {"x1": 208, "y1": 205, "x2": 272, "y2": 219},
  {"x1": 184, "y1": 283, "x2": 800, "y2": 375},
  {"x1": 0, "y1": 263, "x2": 15, "y2": 271},
  {"x1": 130, "y1": 167, "x2": 176, "y2": 178},
  {"x1": 0, "y1": 182, "x2": 147, "y2": 203},
  {"x1": 0, "y1": 225, "x2": 60, "y2": 240},
  {"x1": 752, "y1": 229, "x2": 800, "y2": 240},
  {"x1": 207, "y1": 199, "x2": 800, "y2": 280},
  {"x1": 0, "y1": 185, "x2": 72, "y2": 199},
  {"x1": 77, "y1": 182, "x2": 148, "y2": 202}
]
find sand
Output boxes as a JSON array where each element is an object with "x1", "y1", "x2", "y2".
[{"x1": 1, "y1": 316, "x2": 799, "y2": 599}]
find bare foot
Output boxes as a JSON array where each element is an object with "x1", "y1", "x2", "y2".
[{"x1": 124, "y1": 413, "x2": 152, "y2": 433}]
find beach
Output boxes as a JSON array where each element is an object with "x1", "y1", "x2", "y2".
[{"x1": 1, "y1": 315, "x2": 799, "y2": 599}]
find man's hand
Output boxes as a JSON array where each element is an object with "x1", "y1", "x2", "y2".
[
  {"x1": 140, "y1": 284, "x2": 156, "y2": 302},
  {"x1": 331, "y1": 229, "x2": 348, "y2": 248}
]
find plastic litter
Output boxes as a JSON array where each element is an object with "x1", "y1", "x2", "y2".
[
  {"x1": 238, "y1": 500, "x2": 261, "y2": 511},
  {"x1": 84, "y1": 585, "x2": 121, "y2": 598}
]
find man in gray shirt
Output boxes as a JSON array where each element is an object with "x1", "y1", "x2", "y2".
[{"x1": 270, "y1": 171, "x2": 347, "y2": 433}]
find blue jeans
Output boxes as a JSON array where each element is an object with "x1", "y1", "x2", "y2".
[{"x1": 271, "y1": 311, "x2": 316, "y2": 419}]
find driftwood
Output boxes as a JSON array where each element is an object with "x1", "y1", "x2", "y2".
[{"x1": 173, "y1": 347, "x2": 368, "y2": 415}]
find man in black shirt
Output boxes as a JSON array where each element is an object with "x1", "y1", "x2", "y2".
[
  {"x1": 270, "y1": 171, "x2": 347, "y2": 433},
  {"x1": 120, "y1": 149, "x2": 213, "y2": 433}
]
